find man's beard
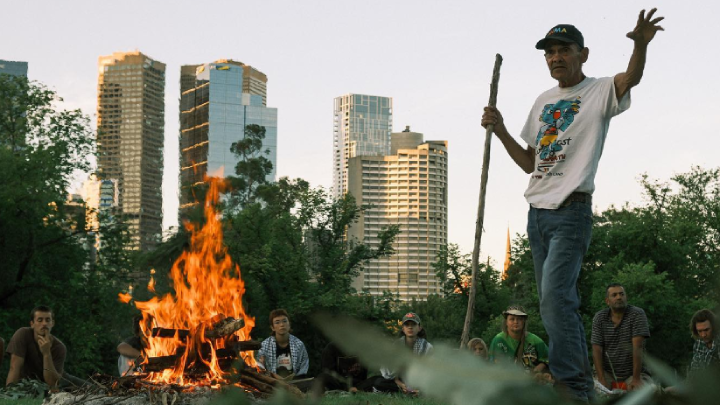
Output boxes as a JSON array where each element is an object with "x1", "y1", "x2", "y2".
[{"x1": 611, "y1": 302, "x2": 627, "y2": 310}]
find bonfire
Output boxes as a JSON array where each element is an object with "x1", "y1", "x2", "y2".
[{"x1": 106, "y1": 177, "x2": 300, "y2": 400}]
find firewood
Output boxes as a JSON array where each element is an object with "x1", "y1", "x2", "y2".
[
  {"x1": 243, "y1": 368, "x2": 304, "y2": 398},
  {"x1": 239, "y1": 374, "x2": 274, "y2": 394},
  {"x1": 145, "y1": 354, "x2": 182, "y2": 372},
  {"x1": 206, "y1": 317, "x2": 245, "y2": 339},
  {"x1": 151, "y1": 328, "x2": 190, "y2": 339},
  {"x1": 233, "y1": 340, "x2": 261, "y2": 352}
]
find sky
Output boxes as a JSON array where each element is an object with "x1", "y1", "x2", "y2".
[{"x1": 2, "y1": 0, "x2": 718, "y2": 268}]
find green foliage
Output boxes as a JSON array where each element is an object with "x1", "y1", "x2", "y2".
[
  {"x1": 0, "y1": 75, "x2": 137, "y2": 379},
  {"x1": 426, "y1": 244, "x2": 510, "y2": 346},
  {"x1": 228, "y1": 123, "x2": 274, "y2": 208},
  {"x1": 0, "y1": 379, "x2": 47, "y2": 400},
  {"x1": 0, "y1": 74, "x2": 94, "y2": 306}
]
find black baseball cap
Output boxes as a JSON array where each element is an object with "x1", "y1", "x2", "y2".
[{"x1": 535, "y1": 24, "x2": 585, "y2": 50}]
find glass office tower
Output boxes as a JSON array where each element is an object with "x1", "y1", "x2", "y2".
[
  {"x1": 179, "y1": 61, "x2": 277, "y2": 208},
  {"x1": 332, "y1": 94, "x2": 393, "y2": 199},
  {"x1": 0, "y1": 60, "x2": 28, "y2": 77}
]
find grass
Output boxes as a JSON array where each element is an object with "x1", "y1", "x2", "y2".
[
  {"x1": 318, "y1": 392, "x2": 447, "y2": 405},
  {"x1": 0, "y1": 391, "x2": 446, "y2": 405},
  {"x1": 0, "y1": 399, "x2": 43, "y2": 405}
]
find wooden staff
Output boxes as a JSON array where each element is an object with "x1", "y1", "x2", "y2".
[{"x1": 460, "y1": 54, "x2": 503, "y2": 349}]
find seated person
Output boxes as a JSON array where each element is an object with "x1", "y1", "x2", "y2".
[
  {"x1": 316, "y1": 342, "x2": 369, "y2": 392},
  {"x1": 467, "y1": 337, "x2": 489, "y2": 361},
  {"x1": 489, "y1": 306, "x2": 550, "y2": 379},
  {"x1": 371, "y1": 312, "x2": 433, "y2": 394},
  {"x1": 5, "y1": 306, "x2": 66, "y2": 388},
  {"x1": 257, "y1": 309, "x2": 309, "y2": 380},
  {"x1": 591, "y1": 283, "x2": 651, "y2": 391},
  {"x1": 117, "y1": 315, "x2": 146, "y2": 376},
  {"x1": 688, "y1": 309, "x2": 719, "y2": 373}
]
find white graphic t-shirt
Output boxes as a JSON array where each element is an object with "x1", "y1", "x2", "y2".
[{"x1": 519, "y1": 76, "x2": 631, "y2": 209}]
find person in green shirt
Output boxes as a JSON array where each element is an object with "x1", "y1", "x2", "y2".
[{"x1": 489, "y1": 305, "x2": 550, "y2": 378}]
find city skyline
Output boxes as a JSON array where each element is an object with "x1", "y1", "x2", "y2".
[{"x1": 2, "y1": 0, "x2": 717, "y2": 267}]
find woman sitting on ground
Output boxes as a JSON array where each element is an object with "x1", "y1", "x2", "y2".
[
  {"x1": 467, "y1": 337, "x2": 489, "y2": 361},
  {"x1": 489, "y1": 305, "x2": 552, "y2": 382},
  {"x1": 371, "y1": 312, "x2": 433, "y2": 394}
]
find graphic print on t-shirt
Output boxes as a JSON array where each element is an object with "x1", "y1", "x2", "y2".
[
  {"x1": 276, "y1": 344, "x2": 293, "y2": 377},
  {"x1": 534, "y1": 97, "x2": 581, "y2": 173}
]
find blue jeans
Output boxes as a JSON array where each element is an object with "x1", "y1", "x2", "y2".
[{"x1": 527, "y1": 201, "x2": 594, "y2": 401}]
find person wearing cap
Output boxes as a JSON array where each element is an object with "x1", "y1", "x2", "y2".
[
  {"x1": 480, "y1": 9, "x2": 664, "y2": 402},
  {"x1": 371, "y1": 312, "x2": 433, "y2": 394},
  {"x1": 489, "y1": 306, "x2": 549, "y2": 376}
]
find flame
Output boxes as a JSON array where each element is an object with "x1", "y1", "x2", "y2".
[
  {"x1": 118, "y1": 292, "x2": 132, "y2": 304},
  {"x1": 147, "y1": 276, "x2": 156, "y2": 293},
  {"x1": 129, "y1": 176, "x2": 255, "y2": 385}
]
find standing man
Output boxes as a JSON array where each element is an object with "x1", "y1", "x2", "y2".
[
  {"x1": 591, "y1": 284, "x2": 651, "y2": 390},
  {"x1": 5, "y1": 306, "x2": 66, "y2": 388},
  {"x1": 688, "y1": 309, "x2": 719, "y2": 373},
  {"x1": 481, "y1": 9, "x2": 664, "y2": 401}
]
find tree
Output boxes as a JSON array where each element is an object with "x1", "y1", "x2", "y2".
[
  {"x1": 430, "y1": 244, "x2": 510, "y2": 345},
  {"x1": 0, "y1": 74, "x2": 94, "y2": 306},
  {"x1": 228, "y1": 124, "x2": 274, "y2": 208},
  {"x1": 0, "y1": 75, "x2": 137, "y2": 378}
]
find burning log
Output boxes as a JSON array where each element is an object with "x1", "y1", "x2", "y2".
[
  {"x1": 143, "y1": 342, "x2": 261, "y2": 372},
  {"x1": 206, "y1": 316, "x2": 245, "y2": 339},
  {"x1": 151, "y1": 327, "x2": 190, "y2": 339},
  {"x1": 145, "y1": 354, "x2": 183, "y2": 372},
  {"x1": 233, "y1": 340, "x2": 261, "y2": 351}
]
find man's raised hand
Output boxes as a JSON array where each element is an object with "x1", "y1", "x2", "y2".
[{"x1": 627, "y1": 8, "x2": 665, "y2": 45}]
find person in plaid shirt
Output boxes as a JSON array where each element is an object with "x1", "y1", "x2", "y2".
[
  {"x1": 257, "y1": 309, "x2": 309, "y2": 379},
  {"x1": 689, "y1": 309, "x2": 719, "y2": 373}
]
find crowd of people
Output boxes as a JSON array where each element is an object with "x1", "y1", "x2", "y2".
[{"x1": 3, "y1": 294, "x2": 717, "y2": 400}]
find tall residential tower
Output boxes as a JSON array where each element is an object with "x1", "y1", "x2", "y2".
[
  {"x1": 347, "y1": 127, "x2": 448, "y2": 300},
  {"x1": 96, "y1": 51, "x2": 165, "y2": 250}
]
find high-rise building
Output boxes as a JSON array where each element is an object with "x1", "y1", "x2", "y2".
[
  {"x1": 0, "y1": 59, "x2": 28, "y2": 77},
  {"x1": 96, "y1": 51, "x2": 165, "y2": 251},
  {"x1": 179, "y1": 60, "x2": 276, "y2": 208},
  {"x1": 347, "y1": 127, "x2": 448, "y2": 300},
  {"x1": 332, "y1": 94, "x2": 393, "y2": 199}
]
